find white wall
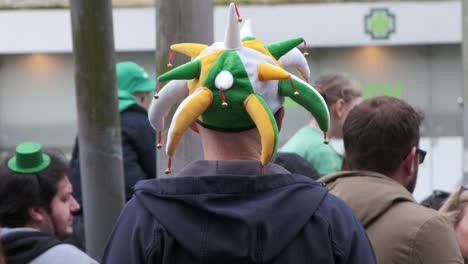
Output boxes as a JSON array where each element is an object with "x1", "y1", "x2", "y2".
[{"x1": 0, "y1": 1, "x2": 462, "y2": 54}]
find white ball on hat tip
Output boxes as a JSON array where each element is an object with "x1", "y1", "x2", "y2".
[{"x1": 215, "y1": 71, "x2": 234, "y2": 90}]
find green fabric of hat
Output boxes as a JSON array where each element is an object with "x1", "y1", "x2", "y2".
[
  {"x1": 116, "y1": 62, "x2": 155, "y2": 112},
  {"x1": 118, "y1": 90, "x2": 137, "y2": 112},
  {"x1": 8, "y1": 142, "x2": 51, "y2": 174}
]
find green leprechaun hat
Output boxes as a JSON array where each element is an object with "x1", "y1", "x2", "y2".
[{"x1": 8, "y1": 142, "x2": 51, "y2": 174}]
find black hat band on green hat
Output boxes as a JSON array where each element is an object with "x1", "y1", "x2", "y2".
[{"x1": 7, "y1": 142, "x2": 51, "y2": 174}]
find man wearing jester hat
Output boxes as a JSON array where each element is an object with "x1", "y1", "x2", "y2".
[{"x1": 103, "y1": 3, "x2": 376, "y2": 263}]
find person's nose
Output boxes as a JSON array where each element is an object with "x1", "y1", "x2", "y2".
[{"x1": 70, "y1": 196, "x2": 81, "y2": 212}]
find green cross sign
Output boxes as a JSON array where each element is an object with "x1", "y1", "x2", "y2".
[{"x1": 365, "y1": 8, "x2": 396, "y2": 40}]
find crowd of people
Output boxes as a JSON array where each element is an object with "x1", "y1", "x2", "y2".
[{"x1": 1, "y1": 3, "x2": 467, "y2": 264}]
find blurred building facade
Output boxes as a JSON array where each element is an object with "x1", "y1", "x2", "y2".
[{"x1": 0, "y1": 1, "x2": 461, "y2": 200}]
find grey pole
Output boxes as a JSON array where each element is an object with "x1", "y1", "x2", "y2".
[
  {"x1": 69, "y1": 0, "x2": 125, "y2": 260},
  {"x1": 155, "y1": 0, "x2": 213, "y2": 177},
  {"x1": 463, "y1": 0, "x2": 468, "y2": 184}
]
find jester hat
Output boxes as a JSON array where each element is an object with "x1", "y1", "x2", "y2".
[{"x1": 149, "y1": 3, "x2": 329, "y2": 174}]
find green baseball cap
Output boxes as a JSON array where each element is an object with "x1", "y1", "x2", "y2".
[
  {"x1": 116, "y1": 61, "x2": 155, "y2": 94},
  {"x1": 118, "y1": 90, "x2": 137, "y2": 112},
  {"x1": 8, "y1": 142, "x2": 51, "y2": 174}
]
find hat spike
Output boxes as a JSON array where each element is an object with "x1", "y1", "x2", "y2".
[
  {"x1": 278, "y1": 75, "x2": 330, "y2": 132},
  {"x1": 148, "y1": 80, "x2": 189, "y2": 132},
  {"x1": 244, "y1": 94, "x2": 279, "y2": 165},
  {"x1": 166, "y1": 87, "x2": 214, "y2": 157},
  {"x1": 278, "y1": 47, "x2": 311, "y2": 82},
  {"x1": 158, "y1": 59, "x2": 202, "y2": 82},
  {"x1": 234, "y1": 3, "x2": 242, "y2": 22},
  {"x1": 240, "y1": 18, "x2": 254, "y2": 40},
  {"x1": 258, "y1": 62, "x2": 290, "y2": 81},
  {"x1": 265, "y1": 37, "x2": 304, "y2": 60},
  {"x1": 170, "y1": 43, "x2": 209, "y2": 59},
  {"x1": 224, "y1": 3, "x2": 242, "y2": 50}
]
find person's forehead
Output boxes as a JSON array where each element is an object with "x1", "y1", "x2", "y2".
[{"x1": 55, "y1": 176, "x2": 72, "y2": 193}]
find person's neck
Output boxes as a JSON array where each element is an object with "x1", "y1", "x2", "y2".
[
  {"x1": 202, "y1": 137, "x2": 261, "y2": 161},
  {"x1": 199, "y1": 127, "x2": 261, "y2": 161}
]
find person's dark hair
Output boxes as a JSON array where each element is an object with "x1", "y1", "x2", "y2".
[
  {"x1": 314, "y1": 74, "x2": 361, "y2": 107},
  {"x1": 343, "y1": 96, "x2": 423, "y2": 176},
  {"x1": 0, "y1": 150, "x2": 69, "y2": 227},
  {"x1": 420, "y1": 190, "x2": 451, "y2": 210}
]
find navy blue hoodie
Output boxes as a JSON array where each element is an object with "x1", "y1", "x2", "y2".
[{"x1": 103, "y1": 160, "x2": 375, "y2": 263}]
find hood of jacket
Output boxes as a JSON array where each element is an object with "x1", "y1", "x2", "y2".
[
  {"x1": 0, "y1": 228, "x2": 62, "y2": 264},
  {"x1": 319, "y1": 170, "x2": 415, "y2": 227},
  {"x1": 133, "y1": 160, "x2": 329, "y2": 262}
]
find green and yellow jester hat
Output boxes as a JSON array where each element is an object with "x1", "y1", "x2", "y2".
[{"x1": 149, "y1": 3, "x2": 330, "y2": 174}]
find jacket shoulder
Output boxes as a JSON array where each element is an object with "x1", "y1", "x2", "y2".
[
  {"x1": 368, "y1": 201, "x2": 463, "y2": 264},
  {"x1": 314, "y1": 193, "x2": 377, "y2": 263},
  {"x1": 103, "y1": 197, "x2": 162, "y2": 263},
  {"x1": 31, "y1": 244, "x2": 98, "y2": 264},
  {"x1": 409, "y1": 211, "x2": 463, "y2": 264}
]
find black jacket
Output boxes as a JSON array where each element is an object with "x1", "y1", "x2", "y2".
[
  {"x1": 274, "y1": 152, "x2": 320, "y2": 180},
  {"x1": 70, "y1": 104, "x2": 156, "y2": 203},
  {"x1": 103, "y1": 160, "x2": 376, "y2": 264}
]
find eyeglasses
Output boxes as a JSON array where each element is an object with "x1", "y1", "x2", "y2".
[{"x1": 416, "y1": 148, "x2": 427, "y2": 164}]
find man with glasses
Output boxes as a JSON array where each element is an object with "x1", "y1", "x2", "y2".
[{"x1": 320, "y1": 96, "x2": 463, "y2": 264}]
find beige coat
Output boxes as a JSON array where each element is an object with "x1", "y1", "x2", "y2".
[{"x1": 319, "y1": 171, "x2": 463, "y2": 264}]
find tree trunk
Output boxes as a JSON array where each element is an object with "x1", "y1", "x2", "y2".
[{"x1": 70, "y1": 1, "x2": 125, "y2": 260}]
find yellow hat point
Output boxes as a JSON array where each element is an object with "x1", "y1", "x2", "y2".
[
  {"x1": 170, "y1": 43, "x2": 209, "y2": 59},
  {"x1": 258, "y1": 62, "x2": 290, "y2": 81}
]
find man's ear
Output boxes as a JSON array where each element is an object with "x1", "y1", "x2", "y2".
[
  {"x1": 189, "y1": 122, "x2": 200, "y2": 134},
  {"x1": 333, "y1": 99, "x2": 346, "y2": 118},
  {"x1": 274, "y1": 107, "x2": 285, "y2": 131},
  {"x1": 403, "y1": 146, "x2": 417, "y2": 177},
  {"x1": 28, "y1": 206, "x2": 47, "y2": 223}
]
